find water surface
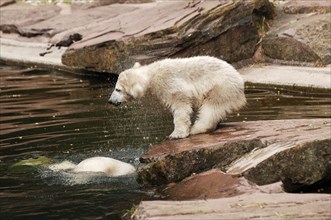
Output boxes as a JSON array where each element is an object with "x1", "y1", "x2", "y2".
[{"x1": 0, "y1": 65, "x2": 330, "y2": 219}]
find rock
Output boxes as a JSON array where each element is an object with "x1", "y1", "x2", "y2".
[
  {"x1": 81, "y1": 0, "x2": 154, "y2": 8},
  {"x1": 0, "y1": 0, "x2": 15, "y2": 7},
  {"x1": 1, "y1": 0, "x2": 274, "y2": 73},
  {"x1": 55, "y1": 33, "x2": 83, "y2": 48},
  {"x1": 262, "y1": 36, "x2": 321, "y2": 63},
  {"x1": 163, "y1": 169, "x2": 283, "y2": 200},
  {"x1": 294, "y1": 14, "x2": 331, "y2": 64},
  {"x1": 283, "y1": 0, "x2": 331, "y2": 14},
  {"x1": 137, "y1": 119, "x2": 331, "y2": 189},
  {"x1": 239, "y1": 65, "x2": 331, "y2": 89},
  {"x1": 0, "y1": 38, "x2": 68, "y2": 69},
  {"x1": 61, "y1": 0, "x2": 274, "y2": 73},
  {"x1": 259, "y1": 6, "x2": 331, "y2": 65},
  {"x1": 137, "y1": 139, "x2": 264, "y2": 185},
  {"x1": 0, "y1": 4, "x2": 61, "y2": 37},
  {"x1": 227, "y1": 139, "x2": 331, "y2": 191},
  {"x1": 132, "y1": 193, "x2": 331, "y2": 220}
]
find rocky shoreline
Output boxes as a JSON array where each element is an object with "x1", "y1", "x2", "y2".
[{"x1": 1, "y1": 0, "x2": 330, "y2": 219}]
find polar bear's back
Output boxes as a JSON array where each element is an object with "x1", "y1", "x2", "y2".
[
  {"x1": 147, "y1": 56, "x2": 244, "y2": 105},
  {"x1": 152, "y1": 56, "x2": 236, "y2": 77},
  {"x1": 73, "y1": 156, "x2": 135, "y2": 176}
]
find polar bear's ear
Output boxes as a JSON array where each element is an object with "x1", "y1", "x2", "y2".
[{"x1": 133, "y1": 62, "x2": 141, "y2": 68}]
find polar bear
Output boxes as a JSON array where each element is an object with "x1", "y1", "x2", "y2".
[
  {"x1": 49, "y1": 157, "x2": 135, "y2": 176},
  {"x1": 108, "y1": 56, "x2": 246, "y2": 139}
]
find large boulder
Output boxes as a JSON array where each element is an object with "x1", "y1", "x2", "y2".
[
  {"x1": 61, "y1": 0, "x2": 274, "y2": 73},
  {"x1": 0, "y1": 0, "x2": 274, "y2": 72}
]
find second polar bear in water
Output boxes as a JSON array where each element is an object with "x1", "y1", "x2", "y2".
[
  {"x1": 109, "y1": 56, "x2": 246, "y2": 139},
  {"x1": 49, "y1": 156, "x2": 135, "y2": 176}
]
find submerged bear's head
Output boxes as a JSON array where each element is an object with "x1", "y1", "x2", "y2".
[{"x1": 108, "y1": 62, "x2": 146, "y2": 106}]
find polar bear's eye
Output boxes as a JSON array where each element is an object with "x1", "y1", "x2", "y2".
[{"x1": 115, "y1": 88, "x2": 121, "y2": 92}]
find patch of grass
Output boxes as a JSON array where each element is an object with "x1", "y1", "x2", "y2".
[
  {"x1": 122, "y1": 204, "x2": 139, "y2": 220},
  {"x1": 256, "y1": 16, "x2": 270, "y2": 45}
]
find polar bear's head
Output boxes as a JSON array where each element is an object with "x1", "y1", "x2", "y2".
[{"x1": 108, "y1": 62, "x2": 146, "y2": 106}]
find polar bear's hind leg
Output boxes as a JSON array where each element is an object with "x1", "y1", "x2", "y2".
[
  {"x1": 190, "y1": 84, "x2": 244, "y2": 135},
  {"x1": 190, "y1": 103, "x2": 226, "y2": 135}
]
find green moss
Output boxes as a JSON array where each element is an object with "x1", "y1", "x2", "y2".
[{"x1": 10, "y1": 156, "x2": 54, "y2": 173}]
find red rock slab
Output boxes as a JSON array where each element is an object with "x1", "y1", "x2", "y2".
[
  {"x1": 141, "y1": 119, "x2": 331, "y2": 160},
  {"x1": 133, "y1": 193, "x2": 331, "y2": 220},
  {"x1": 137, "y1": 119, "x2": 330, "y2": 186},
  {"x1": 163, "y1": 169, "x2": 283, "y2": 201}
]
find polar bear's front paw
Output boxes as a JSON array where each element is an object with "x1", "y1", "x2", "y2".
[{"x1": 169, "y1": 130, "x2": 189, "y2": 139}]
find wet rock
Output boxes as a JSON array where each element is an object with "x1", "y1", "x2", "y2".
[
  {"x1": 137, "y1": 139, "x2": 264, "y2": 185},
  {"x1": 133, "y1": 193, "x2": 331, "y2": 220},
  {"x1": 163, "y1": 169, "x2": 283, "y2": 200},
  {"x1": 61, "y1": 0, "x2": 274, "y2": 73},
  {"x1": 137, "y1": 119, "x2": 331, "y2": 188}
]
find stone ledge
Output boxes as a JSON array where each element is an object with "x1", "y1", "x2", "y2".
[{"x1": 137, "y1": 119, "x2": 331, "y2": 187}]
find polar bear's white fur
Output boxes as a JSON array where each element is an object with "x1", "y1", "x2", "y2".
[
  {"x1": 49, "y1": 157, "x2": 135, "y2": 176},
  {"x1": 109, "y1": 56, "x2": 246, "y2": 139}
]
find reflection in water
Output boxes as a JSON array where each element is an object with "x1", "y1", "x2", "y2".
[{"x1": 0, "y1": 65, "x2": 330, "y2": 219}]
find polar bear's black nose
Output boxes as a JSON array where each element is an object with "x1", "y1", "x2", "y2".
[{"x1": 108, "y1": 99, "x2": 121, "y2": 106}]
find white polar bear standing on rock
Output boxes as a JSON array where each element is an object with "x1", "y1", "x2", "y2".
[{"x1": 108, "y1": 56, "x2": 246, "y2": 139}]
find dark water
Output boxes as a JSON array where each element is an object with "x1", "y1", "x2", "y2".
[{"x1": 0, "y1": 65, "x2": 330, "y2": 219}]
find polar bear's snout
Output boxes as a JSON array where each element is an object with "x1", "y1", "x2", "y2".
[
  {"x1": 108, "y1": 96, "x2": 121, "y2": 106},
  {"x1": 108, "y1": 89, "x2": 123, "y2": 106}
]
